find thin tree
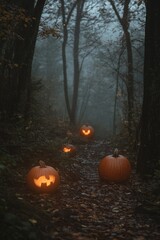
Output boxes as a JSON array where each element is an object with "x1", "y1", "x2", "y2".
[
  {"x1": 60, "y1": 0, "x2": 85, "y2": 125},
  {"x1": 108, "y1": 0, "x2": 134, "y2": 136},
  {"x1": 113, "y1": 47, "x2": 124, "y2": 135}
]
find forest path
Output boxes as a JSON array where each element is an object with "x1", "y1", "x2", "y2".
[{"x1": 1, "y1": 140, "x2": 160, "y2": 240}]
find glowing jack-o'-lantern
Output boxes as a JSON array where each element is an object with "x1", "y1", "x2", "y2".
[
  {"x1": 80, "y1": 124, "x2": 94, "y2": 138},
  {"x1": 63, "y1": 147, "x2": 71, "y2": 153},
  {"x1": 27, "y1": 160, "x2": 60, "y2": 193},
  {"x1": 98, "y1": 148, "x2": 131, "y2": 183},
  {"x1": 62, "y1": 144, "x2": 77, "y2": 157}
]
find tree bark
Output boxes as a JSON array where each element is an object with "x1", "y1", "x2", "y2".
[
  {"x1": 61, "y1": 0, "x2": 77, "y2": 123},
  {"x1": 0, "y1": 0, "x2": 46, "y2": 120},
  {"x1": 71, "y1": 0, "x2": 85, "y2": 125},
  {"x1": 137, "y1": 1, "x2": 160, "y2": 176}
]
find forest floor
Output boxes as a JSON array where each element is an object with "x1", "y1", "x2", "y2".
[{"x1": 0, "y1": 120, "x2": 160, "y2": 240}]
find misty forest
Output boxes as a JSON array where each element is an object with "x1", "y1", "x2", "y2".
[{"x1": 0, "y1": 0, "x2": 160, "y2": 239}]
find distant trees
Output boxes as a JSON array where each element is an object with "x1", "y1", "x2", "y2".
[
  {"x1": 60, "y1": 0, "x2": 103, "y2": 126},
  {"x1": 0, "y1": 0, "x2": 146, "y2": 139},
  {"x1": 108, "y1": 0, "x2": 135, "y2": 137},
  {"x1": 0, "y1": 0, "x2": 46, "y2": 120},
  {"x1": 60, "y1": 0, "x2": 84, "y2": 125},
  {"x1": 137, "y1": 0, "x2": 160, "y2": 176},
  {"x1": 33, "y1": 0, "x2": 144, "y2": 133},
  {"x1": 94, "y1": 0, "x2": 144, "y2": 135},
  {"x1": 32, "y1": 37, "x2": 63, "y2": 118}
]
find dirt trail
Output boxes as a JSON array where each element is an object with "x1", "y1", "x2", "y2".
[{"x1": 1, "y1": 140, "x2": 160, "y2": 240}]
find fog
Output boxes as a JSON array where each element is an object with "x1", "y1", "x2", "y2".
[{"x1": 32, "y1": 2, "x2": 145, "y2": 138}]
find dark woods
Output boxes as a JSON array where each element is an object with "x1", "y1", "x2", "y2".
[
  {"x1": 137, "y1": 1, "x2": 160, "y2": 176},
  {"x1": 0, "y1": 1, "x2": 160, "y2": 178},
  {"x1": 0, "y1": 0, "x2": 46, "y2": 120},
  {"x1": 0, "y1": 1, "x2": 160, "y2": 239}
]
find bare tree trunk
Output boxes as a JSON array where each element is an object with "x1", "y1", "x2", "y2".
[
  {"x1": 113, "y1": 52, "x2": 122, "y2": 135},
  {"x1": 60, "y1": 0, "x2": 84, "y2": 126},
  {"x1": 109, "y1": 0, "x2": 134, "y2": 136},
  {"x1": 61, "y1": 0, "x2": 72, "y2": 121},
  {"x1": 71, "y1": 0, "x2": 85, "y2": 125},
  {"x1": 137, "y1": 1, "x2": 160, "y2": 176},
  {"x1": 61, "y1": 0, "x2": 77, "y2": 123},
  {"x1": 0, "y1": 0, "x2": 46, "y2": 120},
  {"x1": 24, "y1": 0, "x2": 46, "y2": 118}
]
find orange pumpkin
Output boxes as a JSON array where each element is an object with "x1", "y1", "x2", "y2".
[
  {"x1": 27, "y1": 161, "x2": 60, "y2": 193},
  {"x1": 98, "y1": 149, "x2": 131, "y2": 182},
  {"x1": 80, "y1": 124, "x2": 94, "y2": 138},
  {"x1": 62, "y1": 144, "x2": 77, "y2": 157}
]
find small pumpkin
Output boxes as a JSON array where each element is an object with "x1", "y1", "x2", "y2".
[
  {"x1": 27, "y1": 160, "x2": 60, "y2": 193},
  {"x1": 98, "y1": 148, "x2": 131, "y2": 182},
  {"x1": 79, "y1": 124, "x2": 94, "y2": 138},
  {"x1": 61, "y1": 143, "x2": 77, "y2": 157}
]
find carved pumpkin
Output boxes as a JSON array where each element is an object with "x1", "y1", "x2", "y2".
[
  {"x1": 80, "y1": 124, "x2": 94, "y2": 138},
  {"x1": 27, "y1": 161, "x2": 60, "y2": 193},
  {"x1": 98, "y1": 149, "x2": 131, "y2": 182},
  {"x1": 62, "y1": 144, "x2": 77, "y2": 157}
]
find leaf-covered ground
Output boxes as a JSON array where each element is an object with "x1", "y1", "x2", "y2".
[{"x1": 0, "y1": 136, "x2": 160, "y2": 240}]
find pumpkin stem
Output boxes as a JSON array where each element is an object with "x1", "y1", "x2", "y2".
[
  {"x1": 39, "y1": 160, "x2": 46, "y2": 168},
  {"x1": 112, "y1": 148, "x2": 119, "y2": 158}
]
